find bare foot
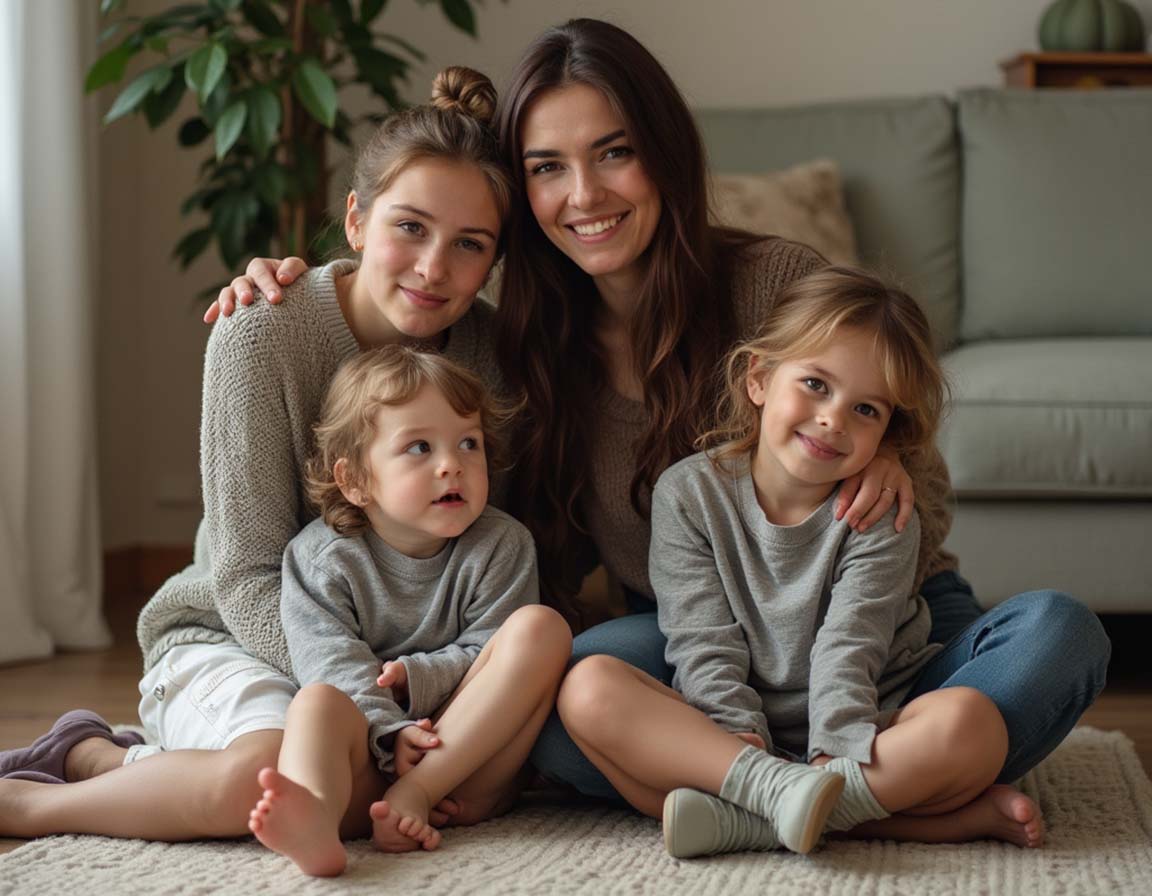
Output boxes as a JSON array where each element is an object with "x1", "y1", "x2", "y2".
[
  {"x1": 843, "y1": 785, "x2": 1044, "y2": 848},
  {"x1": 369, "y1": 799, "x2": 441, "y2": 852},
  {"x1": 248, "y1": 768, "x2": 347, "y2": 876}
]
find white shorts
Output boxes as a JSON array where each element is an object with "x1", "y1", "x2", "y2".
[{"x1": 124, "y1": 642, "x2": 296, "y2": 764}]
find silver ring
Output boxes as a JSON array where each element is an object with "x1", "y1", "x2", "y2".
[{"x1": 881, "y1": 486, "x2": 896, "y2": 494}]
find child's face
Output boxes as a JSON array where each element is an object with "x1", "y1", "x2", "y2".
[
  {"x1": 345, "y1": 157, "x2": 501, "y2": 342},
  {"x1": 747, "y1": 326, "x2": 894, "y2": 494},
  {"x1": 353, "y1": 383, "x2": 489, "y2": 558}
]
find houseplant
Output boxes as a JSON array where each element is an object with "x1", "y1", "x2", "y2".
[{"x1": 87, "y1": 0, "x2": 490, "y2": 284}]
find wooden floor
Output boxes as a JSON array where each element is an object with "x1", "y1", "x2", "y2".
[{"x1": 2, "y1": 596, "x2": 1150, "y2": 856}]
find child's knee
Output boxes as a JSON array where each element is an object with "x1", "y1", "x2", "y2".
[
  {"x1": 498, "y1": 605, "x2": 573, "y2": 679},
  {"x1": 556, "y1": 655, "x2": 632, "y2": 739},
  {"x1": 288, "y1": 683, "x2": 361, "y2": 725},
  {"x1": 932, "y1": 687, "x2": 1008, "y2": 775}
]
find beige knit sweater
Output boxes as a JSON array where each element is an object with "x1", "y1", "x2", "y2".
[
  {"x1": 136, "y1": 260, "x2": 504, "y2": 675},
  {"x1": 583, "y1": 237, "x2": 958, "y2": 602}
]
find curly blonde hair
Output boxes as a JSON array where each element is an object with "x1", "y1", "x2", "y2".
[
  {"x1": 701, "y1": 266, "x2": 948, "y2": 471},
  {"x1": 305, "y1": 346, "x2": 509, "y2": 535}
]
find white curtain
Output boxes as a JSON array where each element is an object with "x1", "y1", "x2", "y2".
[{"x1": 0, "y1": 1, "x2": 109, "y2": 663}]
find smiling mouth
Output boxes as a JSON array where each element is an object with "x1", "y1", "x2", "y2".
[
  {"x1": 796, "y1": 433, "x2": 842, "y2": 459},
  {"x1": 401, "y1": 287, "x2": 449, "y2": 306},
  {"x1": 568, "y1": 213, "x2": 626, "y2": 237}
]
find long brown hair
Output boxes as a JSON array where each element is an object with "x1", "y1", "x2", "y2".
[
  {"x1": 702, "y1": 267, "x2": 948, "y2": 471},
  {"x1": 494, "y1": 19, "x2": 756, "y2": 615}
]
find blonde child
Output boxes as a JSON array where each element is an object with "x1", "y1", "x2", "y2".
[
  {"x1": 247, "y1": 346, "x2": 571, "y2": 876},
  {"x1": 555, "y1": 267, "x2": 1043, "y2": 857}
]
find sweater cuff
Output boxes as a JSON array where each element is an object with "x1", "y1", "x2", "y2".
[
  {"x1": 368, "y1": 716, "x2": 417, "y2": 774},
  {"x1": 807, "y1": 722, "x2": 877, "y2": 765}
]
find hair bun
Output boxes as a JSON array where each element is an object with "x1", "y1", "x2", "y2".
[{"x1": 430, "y1": 66, "x2": 497, "y2": 127}]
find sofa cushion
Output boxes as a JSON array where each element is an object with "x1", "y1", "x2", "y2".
[
  {"x1": 710, "y1": 159, "x2": 859, "y2": 265},
  {"x1": 939, "y1": 339, "x2": 1152, "y2": 497},
  {"x1": 958, "y1": 88, "x2": 1152, "y2": 341},
  {"x1": 696, "y1": 96, "x2": 960, "y2": 346}
]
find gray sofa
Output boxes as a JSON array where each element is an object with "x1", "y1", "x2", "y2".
[{"x1": 697, "y1": 88, "x2": 1152, "y2": 612}]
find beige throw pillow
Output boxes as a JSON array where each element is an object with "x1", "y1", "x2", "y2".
[{"x1": 710, "y1": 159, "x2": 858, "y2": 266}]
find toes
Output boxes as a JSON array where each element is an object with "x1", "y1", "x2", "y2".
[{"x1": 368, "y1": 800, "x2": 390, "y2": 821}]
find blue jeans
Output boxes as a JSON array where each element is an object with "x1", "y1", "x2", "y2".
[{"x1": 528, "y1": 573, "x2": 1110, "y2": 798}]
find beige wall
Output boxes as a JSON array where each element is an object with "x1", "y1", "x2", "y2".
[{"x1": 96, "y1": 0, "x2": 1152, "y2": 547}]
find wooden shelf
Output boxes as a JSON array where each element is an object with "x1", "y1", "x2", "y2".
[{"x1": 1002, "y1": 52, "x2": 1152, "y2": 88}]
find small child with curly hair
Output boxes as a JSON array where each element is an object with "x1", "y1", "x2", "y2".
[{"x1": 247, "y1": 345, "x2": 570, "y2": 876}]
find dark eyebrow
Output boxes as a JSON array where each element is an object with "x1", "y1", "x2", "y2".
[
  {"x1": 522, "y1": 129, "x2": 628, "y2": 160},
  {"x1": 389, "y1": 204, "x2": 496, "y2": 241},
  {"x1": 807, "y1": 365, "x2": 893, "y2": 412}
]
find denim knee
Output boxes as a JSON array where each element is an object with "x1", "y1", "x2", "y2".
[{"x1": 1010, "y1": 589, "x2": 1110, "y2": 696}]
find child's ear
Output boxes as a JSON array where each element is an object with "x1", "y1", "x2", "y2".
[
  {"x1": 334, "y1": 458, "x2": 368, "y2": 507},
  {"x1": 746, "y1": 363, "x2": 769, "y2": 407}
]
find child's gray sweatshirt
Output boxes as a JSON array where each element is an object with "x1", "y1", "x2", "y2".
[
  {"x1": 650, "y1": 451, "x2": 942, "y2": 764},
  {"x1": 281, "y1": 507, "x2": 538, "y2": 770}
]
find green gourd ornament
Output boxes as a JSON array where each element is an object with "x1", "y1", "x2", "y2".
[{"x1": 1039, "y1": 0, "x2": 1147, "y2": 52}]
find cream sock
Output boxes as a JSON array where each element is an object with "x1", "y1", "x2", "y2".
[
  {"x1": 719, "y1": 745, "x2": 845, "y2": 853},
  {"x1": 822, "y1": 756, "x2": 889, "y2": 832}
]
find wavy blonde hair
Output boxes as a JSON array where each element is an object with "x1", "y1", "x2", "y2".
[
  {"x1": 701, "y1": 266, "x2": 948, "y2": 471},
  {"x1": 305, "y1": 346, "x2": 509, "y2": 535}
]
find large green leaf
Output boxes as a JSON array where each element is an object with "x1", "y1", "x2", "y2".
[
  {"x1": 245, "y1": 87, "x2": 281, "y2": 158},
  {"x1": 252, "y1": 164, "x2": 287, "y2": 206},
  {"x1": 215, "y1": 99, "x2": 248, "y2": 159},
  {"x1": 143, "y1": 66, "x2": 187, "y2": 128},
  {"x1": 186, "y1": 42, "x2": 227, "y2": 103},
  {"x1": 212, "y1": 191, "x2": 262, "y2": 266},
  {"x1": 85, "y1": 44, "x2": 136, "y2": 93},
  {"x1": 439, "y1": 0, "x2": 476, "y2": 36},
  {"x1": 103, "y1": 66, "x2": 172, "y2": 124},
  {"x1": 292, "y1": 59, "x2": 337, "y2": 128}
]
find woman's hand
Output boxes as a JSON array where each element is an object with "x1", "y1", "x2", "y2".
[
  {"x1": 202, "y1": 256, "x2": 309, "y2": 323},
  {"x1": 835, "y1": 448, "x2": 914, "y2": 533},
  {"x1": 394, "y1": 718, "x2": 440, "y2": 776}
]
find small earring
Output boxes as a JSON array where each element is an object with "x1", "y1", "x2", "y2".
[{"x1": 352, "y1": 240, "x2": 363, "y2": 252}]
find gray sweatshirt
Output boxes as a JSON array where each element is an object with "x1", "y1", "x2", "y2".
[
  {"x1": 135, "y1": 260, "x2": 505, "y2": 676},
  {"x1": 281, "y1": 507, "x2": 538, "y2": 770},
  {"x1": 651, "y1": 451, "x2": 942, "y2": 764}
]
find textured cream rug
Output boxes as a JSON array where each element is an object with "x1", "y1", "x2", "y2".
[{"x1": 2, "y1": 727, "x2": 1150, "y2": 895}]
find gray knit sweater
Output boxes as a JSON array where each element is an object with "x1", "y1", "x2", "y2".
[
  {"x1": 651, "y1": 451, "x2": 943, "y2": 764},
  {"x1": 136, "y1": 260, "x2": 504, "y2": 675},
  {"x1": 282, "y1": 507, "x2": 538, "y2": 770}
]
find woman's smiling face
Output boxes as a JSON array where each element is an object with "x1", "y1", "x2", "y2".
[{"x1": 519, "y1": 83, "x2": 662, "y2": 292}]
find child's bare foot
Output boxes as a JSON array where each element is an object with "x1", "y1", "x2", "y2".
[
  {"x1": 369, "y1": 799, "x2": 441, "y2": 852},
  {"x1": 248, "y1": 768, "x2": 346, "y2": 877},
  {"x1": 843, "y1": 784, "x2": 1044, "y2": 848},
  {"x1": 944, "y1": 785, "x2": 1045, "y2": 847}
]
